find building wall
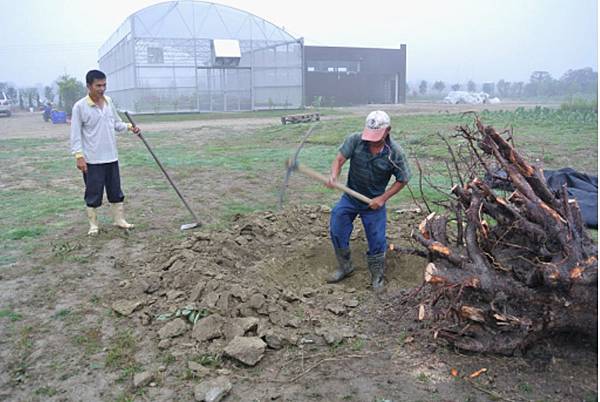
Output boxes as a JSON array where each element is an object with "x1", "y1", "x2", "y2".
[{"x1": 304, "y1": 45, "x2": 406, "y2": 106}]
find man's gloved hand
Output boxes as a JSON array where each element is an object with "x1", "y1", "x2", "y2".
[{"x1": 130, "y1": 126, "x2": 141, "y2": 135}]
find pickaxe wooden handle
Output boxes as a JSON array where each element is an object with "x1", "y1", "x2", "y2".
[{"x1": 288, "y1": 159, "x2": 373, "y2": 204}]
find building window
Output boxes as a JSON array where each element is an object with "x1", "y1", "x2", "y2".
[
  {"x1": 307, "y1": 66, "x2": 315, "y2": 72},
  {"x1": 147, "y1": 47, "x2": 164, "y2": 64},
  {"x1": 309, "y1": 61, "x2": 361, "y2": 73}
]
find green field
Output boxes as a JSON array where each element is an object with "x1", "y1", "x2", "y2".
[{"x1": 0, "y1": 106, "x2": 597, "y2": 266}]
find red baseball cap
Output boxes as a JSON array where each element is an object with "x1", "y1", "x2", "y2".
[{"x1": 361, "y1": 110, "x2": 391, "y2": 142}]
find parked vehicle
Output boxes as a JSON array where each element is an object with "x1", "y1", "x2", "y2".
[{"x1": 0, "y1": 92, "x2": 11, "y2": 117}]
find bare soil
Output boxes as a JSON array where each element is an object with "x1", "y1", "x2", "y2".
[{"x1": 0, "y1": 106, "x2": 596, "y2": 402}]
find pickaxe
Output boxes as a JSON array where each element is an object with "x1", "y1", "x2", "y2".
[{"x1": 278, "y1": 125, "x2": 373, "y2": 208}]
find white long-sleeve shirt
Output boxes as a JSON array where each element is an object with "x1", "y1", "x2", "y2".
[{"x1": 70, "y1": 95, "x2": 129, "y2": 164}]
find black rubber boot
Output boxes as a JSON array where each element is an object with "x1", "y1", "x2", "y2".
[
  {"x1": 327, "y1": 248, "x2": 354, "y2": 283},
  {"x1": 367, "y1": 253, "x2": 386, "y2": 290}
]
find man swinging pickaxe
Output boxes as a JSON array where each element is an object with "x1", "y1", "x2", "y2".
[
  {"x1": 278, "y1": 125, "x2": 373, "y2": 208},
  {"x1": 279, "y1": 111, "x2": 412, "y2": 290}
]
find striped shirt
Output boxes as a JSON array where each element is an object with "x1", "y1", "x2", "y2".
[
  {"x1": 70, "y1": 95, "x2": 129, "y2": 164},
  {"x1": 339, "y1": 133, "x2": 411, "y2": 200}
]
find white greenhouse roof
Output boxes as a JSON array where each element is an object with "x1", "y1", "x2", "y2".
[{"x1": 100, "y1": 1, "x2": 297, "y2": 57}]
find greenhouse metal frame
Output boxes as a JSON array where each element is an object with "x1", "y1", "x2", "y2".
[{"x1": 99, "y1": 1, "x2": 304, "y2": 113}]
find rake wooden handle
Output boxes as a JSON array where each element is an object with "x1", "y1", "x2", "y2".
[{"x1": 294, "y1": 162, "x2": 373, "y2": 204}]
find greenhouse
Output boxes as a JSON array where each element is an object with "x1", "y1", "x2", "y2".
[{"x1": 99, "y1": 1, "x2": 303, "y2": 113}]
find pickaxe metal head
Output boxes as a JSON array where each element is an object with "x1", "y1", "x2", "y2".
[{"x1": 278, "y1": 124, "x2": 318, "y2": 209}]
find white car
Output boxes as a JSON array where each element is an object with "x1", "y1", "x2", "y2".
[{"x1": 0, "y1": 92, "x2": 11, "y2": 116}]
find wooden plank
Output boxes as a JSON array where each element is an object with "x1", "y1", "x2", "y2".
[{"x1": 281, "y1": 113, "x2": 320, "y2": 125}]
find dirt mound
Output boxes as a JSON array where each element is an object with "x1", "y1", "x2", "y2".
[{"x1": 110, "y1": 205, "x2": 425, "y2": 372}]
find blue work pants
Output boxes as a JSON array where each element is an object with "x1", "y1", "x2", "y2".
[{"x1": 329, "y1": 194, "x2": 387, "y2": 255}]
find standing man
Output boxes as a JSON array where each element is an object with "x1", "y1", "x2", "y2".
[
  {"x1": 70, "y1": 69, "x2": 141, "y2": 235},
  {"x1": 326, "y1": 111, "x2": 411, "y2": 289}
]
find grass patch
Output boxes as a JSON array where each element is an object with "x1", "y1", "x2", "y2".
[
  {"x1": 73, "y1": 328, "x2": 103, "y2": 355},
  {"x1": 396, "y1": 330, "x2": 408, "y2": 344},
  {"x1": 106, "y1": 330, "x2": 137, "y2": 369},
  {"x1": 0, "y1": 309, "x2": 23, "y2": 321},
  {"x1": 220, "y1": 200, "x2": 269, "y2": 222},
  {"x1": 34, "y1": 386, "x2": 58, "y2": 397},
  {"x1": 191, "y1": 353, "x2": 222, "y2": 368},
  {"x1": 0, "y1": 106, "x2": 596, "y2": 276},
  {"x1": 115, "y1": 392, "x2": 136, "y2": 402},
  {"x1": 416, "y1": 372, "x2": 430, "y2": 383},
  {"x1": 161, "y1": 353, "x2": 177, "y2": 366},
  {"x1": 0, "y1": 254, "x2": 18, "y2": 267},
  {"x1": 117, "y1": 364, "x2": 143, "y2": 383},
  {"x1": 350, "y1": 338, "x2": 365, "y2": 351},
  {"x1": 18, "y1": 325, "x2": 34, "y2": 352},
  {"x1": 53, "y1": 309, "x2": 72, "y2": 320},
  {"x1": 4, "y1": 226, "x2": 46, "y2": 240},
  {"x1": 517, "y1": 382, "x2": 533, "y2": 393}
]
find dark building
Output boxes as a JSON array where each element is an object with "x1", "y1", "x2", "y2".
[{"x1": 304, "y1": 45, "x2": 407, "y2": 106}]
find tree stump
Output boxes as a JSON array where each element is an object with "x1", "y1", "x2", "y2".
[{"x1": 411, "y1": 117, "x2": 597, "y2": 355}]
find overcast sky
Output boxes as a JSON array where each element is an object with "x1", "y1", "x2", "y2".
[{"x1": 0, "y1": 0, "x2": 597, "y2": 87}]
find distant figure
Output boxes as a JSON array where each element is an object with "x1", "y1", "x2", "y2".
[
  {"x1": 70, "y1": 69, "x2": 141, "y2": 235},
  {"x1": 43, "y1": 102, "x2": 52, "y2": 122}
]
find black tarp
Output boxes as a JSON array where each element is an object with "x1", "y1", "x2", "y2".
[
  {"x1": 543, "y1": 168, "x2": 598, "y2": 228},
  {"x1": 484, "y1": 168, "x2": 598, "y2": 228}
]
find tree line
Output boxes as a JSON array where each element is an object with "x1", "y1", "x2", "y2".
[
  {"x1": 1, "y1": 67, "x2": 597, "y2": 114},
  {"x1": 0, "y1": 74, "x2": 85, "y2": 115},
  {"x1": 411, "y1": 67, "x2": 598, "y2": 98}
]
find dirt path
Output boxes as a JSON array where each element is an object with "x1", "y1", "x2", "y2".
[{"x1": 0, "y1": 101, "x2": 555, "y2": 140}]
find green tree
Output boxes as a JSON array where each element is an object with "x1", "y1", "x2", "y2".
[
  {"x1": 418, "y1": 80, "x2": 428, "y2": 95},
  {"x1": 44, "y1": 86, "x2": 55, "y2": 103},
  {"x1": 432, "y1": 81, "x2": 445, "y2": 93},
  {"x1": 510, "y1": 81, "x2": 524, "y2": 97},
  {"x1": 21, "y1": 88, "x2": 38, "y2": 109},
  {"x1": 525, "y1": 71, "x2": 557, "y2": 97},
  {"x1": 6, "y1": 86, "x2": 17, "y2": 100},
  {"x1": 560, "y1": 67, "x2": 597, "y2": 95},
  {"x1": 496, "y1": 79, "x2": 511, "y2": 97},
  {"x1": 56, "y1": 74, "x2": 86, "y2": 115},
  {"x1": 467, "y1": 80, "x2": 476, "y2": 92}
]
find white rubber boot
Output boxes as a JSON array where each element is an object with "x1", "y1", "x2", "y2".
[
  {"x1": 87, "y1": 207, "x2": 99, "y2": 235},
  {"x1": 110, "y1": 203, "x2": 134, "y2": 229}
]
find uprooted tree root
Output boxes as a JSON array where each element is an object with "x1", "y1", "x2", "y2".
[{"x1": 410, "y1": 115, "x2": 597, "y2": 355}]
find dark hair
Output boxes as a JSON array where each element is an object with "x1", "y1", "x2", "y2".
[{"x1": 86, "y1": 70, "x2": 106, "y2": 85}]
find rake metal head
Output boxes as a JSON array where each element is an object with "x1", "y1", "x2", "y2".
[
  {"x1": 180, "y1": 222, "x2": 201, "y2": 231},
  {"x1": 277, "y1": 124, "x2": 318, "y2": 209}
]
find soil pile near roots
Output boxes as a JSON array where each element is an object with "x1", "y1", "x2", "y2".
[
  {"x1": 102, "y1": 206, "x2": 597, "y2": 401},
  {"x1": 111, "y1": 205, "x2": 425, "y2": 372}
]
